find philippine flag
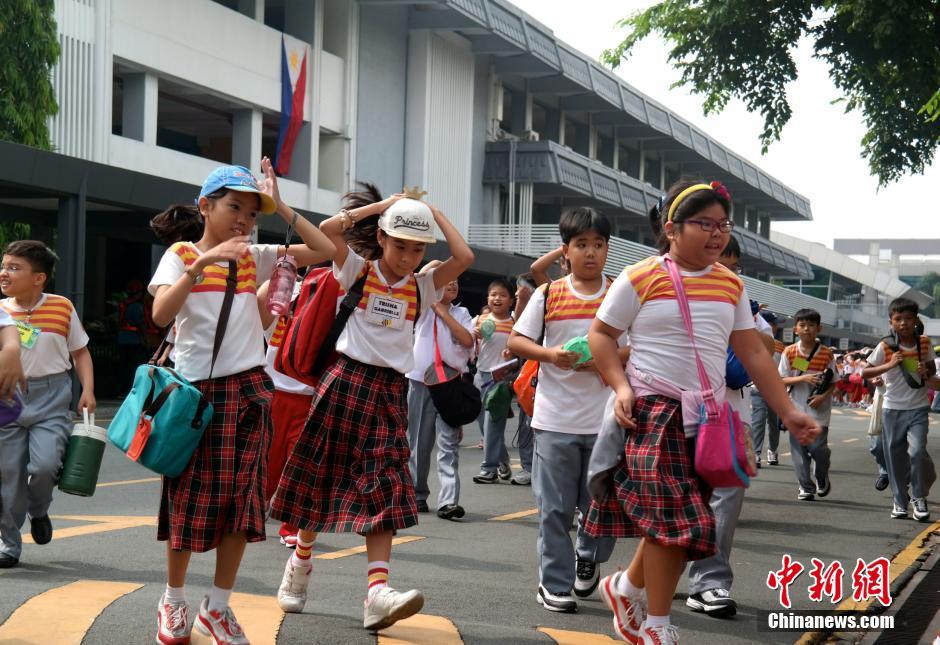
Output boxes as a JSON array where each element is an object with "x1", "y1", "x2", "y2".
[{"x1": 274, "y1": 35, "x2": 309, "y2": 176}]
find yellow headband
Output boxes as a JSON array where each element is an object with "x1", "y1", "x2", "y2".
[{"x1": 666, "y1": 183, "x2": 713, "y2": 222}]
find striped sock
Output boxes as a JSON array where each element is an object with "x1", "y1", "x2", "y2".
[
  {"x1": 291, "y1": 535, "x2": 315, "y2": 566},
  {"x1": 367, "y1": 561, "x2": 389, "y2": 596}
]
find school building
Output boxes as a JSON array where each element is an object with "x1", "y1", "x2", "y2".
[{"x1": 1, "y1": 0, "x2": 928, "y2": 394}]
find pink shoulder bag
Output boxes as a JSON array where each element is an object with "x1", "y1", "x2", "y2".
[{"x1": 664, "y1": 256, "x2": 756, "y2": 488}]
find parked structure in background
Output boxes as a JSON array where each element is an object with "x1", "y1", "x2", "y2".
[{"x1": 0, "y1": 0, "x2": 929, "y2": 393}]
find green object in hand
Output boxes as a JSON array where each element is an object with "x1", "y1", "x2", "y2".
[
  {"x1": 563, "y1": 336, "x2": 592, "y2": 366},
  {"x1": 480, "y1": 319, "x2": 496, "y2": 340}
]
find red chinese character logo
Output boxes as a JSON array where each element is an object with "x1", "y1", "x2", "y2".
[
  {"x1": 767, "y1": 554, "x2": 805, "y2": 608},
  {"x1": 851, "y1": 557, "x2": 891, "y2": 606},
  {"x1": 807, "y1": 558, "x2": 845, "y2": 603}
]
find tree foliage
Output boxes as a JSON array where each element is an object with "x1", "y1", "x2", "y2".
[
  {"x1": 0, "y1": 0, "x2": 60, "y2": 149},
  {"x1": 603, "y1": 1, "x2": 940, "y2": 186}
]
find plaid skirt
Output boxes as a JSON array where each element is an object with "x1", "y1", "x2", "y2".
[
  {"x1": 270, "y1": 355, "x2": 418, "y2": 534},
  {"x1": 158, "y1": 367, "x2": 273, "y2": 552},
  {"x1": 584, "y1": 395, "x2": 716, "y2": 560}
]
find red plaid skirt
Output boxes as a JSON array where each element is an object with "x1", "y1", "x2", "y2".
[
  {"x1": 158, "y1": 367, "x2": 273, "y2": 552},
  {"x1": 584, "y1": 395, "x2": 716, "y2": 560},
  {"x1": 270, "y1": 355, "x2": 418, "y2": 534}
]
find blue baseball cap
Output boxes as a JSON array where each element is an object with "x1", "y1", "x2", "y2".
[{"x1": 199, "y1": 165, "x2": 277, "y2": 215}]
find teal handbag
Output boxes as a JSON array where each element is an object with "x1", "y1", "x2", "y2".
[
  {"x1": 108, "y1": 365, "x2": 214, "y2": 477},
  {"x1": 107, "y1": 261, "x2": 236, "y2": 477}
]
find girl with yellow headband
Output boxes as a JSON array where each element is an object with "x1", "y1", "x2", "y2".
[{"x1": 583, "y1": 180, "x2": 821, "y2": 644}]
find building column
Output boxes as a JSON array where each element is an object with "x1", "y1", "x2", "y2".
[
  {"x1": 748, "y1": 210, "x2": 760, "y2": 233},
  {"x1": 558, "y1": 110, "x2": 567, "y2": 146},
  {"x1": 122, "y1": 72, "x2": 158, "y2": 145},
  {"x1": 758, "y1": 214, "x2": 770, "y2": 239},
  {"x1": 638, "y1": 141, "x2": 645, "y2": 183},
  {"x1": 56, "y1": 190, "x2": 87, "y2": 316},
  {"x1": 612, "y1": 134, "x2": 620, "y2": 170},
  {"x1": 232, "y1": 109, "x2": 263, "y2": 169}
]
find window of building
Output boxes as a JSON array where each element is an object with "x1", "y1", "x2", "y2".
[
  {"x1": 644, "y1": 155, "x2": 661, "y2": 188},
  {"x1": 156, "y1": 80, "x2": 233, "y2": 164},
  {"x1": 111, "y1": 76, "x2": 123, "y2": 136}
]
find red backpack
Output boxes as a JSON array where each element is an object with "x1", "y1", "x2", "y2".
[{"x1": 274, "y1": 266, "x2": 369, "y2": 386}]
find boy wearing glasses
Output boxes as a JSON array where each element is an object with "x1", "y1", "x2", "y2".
[{"x1": 0, "y1": 240, "x2": 96, "y2": 568}]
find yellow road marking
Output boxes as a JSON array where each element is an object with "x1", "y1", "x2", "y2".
[
  {"x1": 379, "y1": 614, "x2": 462, "y2": 644},
  {"x1": 842, "y1": 437, "x2": 860, "y2": 443},
  {"x1": 315, "y1": 536, "x2": 425, "y2": 560},
  {"x1": 796, "y1": 520, "x2": 940, "y2": 644},
  {"x1": 23, "y1": 515, "x2": 157, "y2": 544},
  {"x1": 96, "y1": 477, "x2": 161, "y2": 488},
  {"x1": 191, "y1": 592, "x2": 284, "y2": 645},
  {"x1": 539, "y1": 627, "x2": 620, "y2": 644},
  {"x1": 489, "y1": 508, "x2": 538, "y2": 522},
  {"x1": 0, "y1": 579, "x2": 142, "y2": 643}
]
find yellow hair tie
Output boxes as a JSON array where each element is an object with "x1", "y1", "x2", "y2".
[{"x1": 667, "y1": 183, "x2": 713, "y2": 222}]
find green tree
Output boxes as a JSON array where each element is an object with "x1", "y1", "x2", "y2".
[
  {"x1": 603, "y1": 1, "x2": 940, "y2": 186},
  {"x1": 0, "y1": 0, "x2": 60, "y2": 149},
  {"x1": 916, "y1": 271, "x2": 940, "y2": 317}
]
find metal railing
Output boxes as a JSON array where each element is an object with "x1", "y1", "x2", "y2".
[{"x1": 467, "y1": 223, "x2": 838, "y2": 323}]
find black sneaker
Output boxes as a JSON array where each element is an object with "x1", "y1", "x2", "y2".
[
  {"x1": 537, "y1": 585, "x2": 578, "y2": 613},
  {"x1": 686, "y1": 588, "x2": 737, "y2": 618},
  {"x1": 436, "y1": 504, "x2": 465, "y2": 521},
  {"x1": 798, "y1": 488, "x2": 814, "y2": 501},
  {"x1": 30, "y1": 515, "x2": 52, "y2": 545},
  {"x1": 0, "y1": 553, "x2": 18, "y2": 568},
  {"x1": 816, "y1": 476, "x2": 831, "y2": 498},
  {"x1": 874, "y1": 475, "x2": 889, "y2": 491},
  {"x1": 497, "y1": 462, "x2": 512, "y2": 481},
  {"x1": 472, "y1": 470, "x2": 498, "y2": 484},
  {"x1": 416, "y1": 500, "x2": 429, "y2": 513},
  {"x1": 574, "y1": 556, "x2": 600, "y2": 598}
]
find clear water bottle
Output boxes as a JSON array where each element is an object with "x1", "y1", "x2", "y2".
[{"x1": 267, "y1": 254, "x2": 298, "y2": 316}]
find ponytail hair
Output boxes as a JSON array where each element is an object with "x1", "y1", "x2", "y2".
[
  {"x1": 342, "y1": 181, "x2": 385, "y2": 260},
  {"x1": 648, "y1": 179, "x2": 732, "y2": 254},
  {"x1": 150, "y1": 188, "x2": 228, "y2": 246},
  {"x1": 150, "y1": 204, "x2": 203, "y2": 246}
]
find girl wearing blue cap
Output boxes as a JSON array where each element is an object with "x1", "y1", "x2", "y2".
[
  {"x1": 147, "y1": 158, "x2": 335, "y2": 645},
  {"x1": 271, "y1": 183, "x2": 474, "y2": 631}
]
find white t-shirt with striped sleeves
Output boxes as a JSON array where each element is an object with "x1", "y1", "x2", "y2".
[
  {"x1": 514, "y1": 276, "x2": 628, "y2": 435},
  {"x1": 333, "y1": 250, "x2": 442, "y2": 375},
  {"x1": 475, "y1": 312, "x2": 514, "y2": 372},
  {"x1": 149, "y1": 241, "x2": 278, "y2": 382},
  {"x1": 598, "y1": 255, "x2": 754, "y2": 395}
]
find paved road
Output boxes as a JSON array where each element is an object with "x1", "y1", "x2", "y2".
[{"x1": 0, "y1": 406, "x2": 937, "y2": 644}]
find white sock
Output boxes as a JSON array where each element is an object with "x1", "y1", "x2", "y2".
[
  {"x1": 617, "y1": 571, "x2": 644, "y2": 599},
  {"x1": 164, "y1": 584, "x2": 186, "y2": 605},
  {"x1": 208, "y1": 585, "x2": 232, "y2": 613},
  {"x1": 645, "y1": 613, "x2": 670, "y2": 628}
]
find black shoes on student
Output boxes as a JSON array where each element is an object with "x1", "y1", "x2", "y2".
[
  {"x1": 436, "y1": 504, "x2": 465, "y2": 521},
  {"x1": 574, "y1": 557, "x2": 600, "y2": 597},
  {"x1": 416, "y1": 500, "x2": 430, "y2": 513},
  {"x1": 30, "y1": 515, "x2": 53, "y2": 545},
  {"x1": 0, "y1": 553, "x2": 18, "y2": 568},
  {"x1": 874, "y1": 474, "x2": 889, "y2": 491}
]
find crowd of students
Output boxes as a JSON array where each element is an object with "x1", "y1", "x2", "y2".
[{"x1": 0, "y1": 163, "x2": 934, "y2": 645}]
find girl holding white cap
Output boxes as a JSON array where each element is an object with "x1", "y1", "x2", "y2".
[{"x1": 271, "y1": 183, "x2": 474, "y2": 630}]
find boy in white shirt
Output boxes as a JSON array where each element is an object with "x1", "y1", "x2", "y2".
[
  {"x1": 0, "y1": 241, "x2": 95, "y2": 568},
  {"x1": 863, "y1": 297, "x2": 936, "y2": 521},
  {"x1": 406, "y1": 261, "x2": 474, "y2": 519},
  {"x1": 508, "y1": 207, "x2": 627, "y2": 613}
]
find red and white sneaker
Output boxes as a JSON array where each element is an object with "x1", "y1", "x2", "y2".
[
  {"x1": 599, "y1": 572, "x2": 647, "y2": 644},
  {"x1": 278, "y1": 523, "x2": 298, "y2": 548},
  {"x1": 194, "y1": 596, "x2": 249, "y2": 645},
  {"x1": 156, "y1": 594, "x2": 192, "y2": 644},
  {"x1": 639, "y1": 621, "x2": 679, "y2": 645}
]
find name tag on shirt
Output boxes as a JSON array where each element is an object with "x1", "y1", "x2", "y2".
[
  {"x1": 365, "y1": 293, "x2": 406, "y2": 330},
  {"x1": 16, "y1": 320, "x2": 41, "y2": 349},
  {"x1": 792, "y1": 357, "x2": 810, "y2": 372}
]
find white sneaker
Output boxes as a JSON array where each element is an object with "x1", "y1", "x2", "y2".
[
  {"x1": 362, "y1": 587, "x2": 424, "y2": 631},
  {"x1": 511, "y1": 470, "x2": 531, "y2": 486},
  {"x1": 599, "y1": 572, "x2": 646, "y2": 643},
  {"x1": 277, "y1": 557, "x2": 312, "y2": 613},
  {"x1": 912, "y1": 497, "x2": 930, "y2": 522},
  {"x1": 890, "y1": 502, "x2": 908, "y2": 519},
  {"x1": 639, "y1": 621, "x2": 680, "y2": 644},
  {"x1": 156, "y1": 594, "x2": 192, "y2": 645}
]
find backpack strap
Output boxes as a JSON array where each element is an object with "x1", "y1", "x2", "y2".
[
  {"x1": 537, "y1": 281, "x2": 553, "y2": 346},
  {"x1": 882, "y1": 333, "x2": 927, "y2": 389}
]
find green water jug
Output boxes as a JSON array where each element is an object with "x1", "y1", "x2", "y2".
[{"x1": 58, "y1": 409, "x2": 107, "y2": 497}]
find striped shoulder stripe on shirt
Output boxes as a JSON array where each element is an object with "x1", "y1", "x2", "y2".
[
  {"x1": 783, "y1": 343, "x2": 833, "y2": 372},
  {"x1": 625, "y1": 256, "x2": 744, "y2": 306},
  {"x1": 1, "y1": 294, "x2": 73, "y2": 338},
  {"x1": 356, "y1": 263, "x2": 419, "y2": 322},
  {"x1": 478, "y1": 312, "x2": 514, "y2": 335},
  {"x1": 171, "y1": 242, "x2": 259, "y2": 295},
  {"x1": 544, "y1": 277, "x2": 611, "y2": 322}
]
